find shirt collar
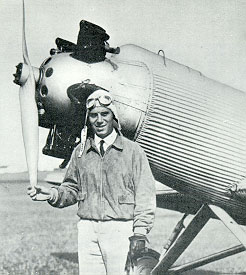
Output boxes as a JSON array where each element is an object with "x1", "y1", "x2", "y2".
[
  {"x1": 94, "y1": 128, "x2": 118, "y2": 148},
  {"x1": 86, "y1": 129, "x2": 123, "y2": 153}
]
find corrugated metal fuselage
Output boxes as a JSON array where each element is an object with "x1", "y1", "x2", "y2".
[{"x1": 110, "y1": 45, "x2": 246, "y2": 220}]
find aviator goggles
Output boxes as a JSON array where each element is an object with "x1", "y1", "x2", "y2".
[{"x1": 86, "y1": 94, "x2": 113, "y2": 109}]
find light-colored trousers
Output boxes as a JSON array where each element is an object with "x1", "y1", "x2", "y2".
[{"x1": 77, "y1": 219, "x2": 133, "y2": 275}]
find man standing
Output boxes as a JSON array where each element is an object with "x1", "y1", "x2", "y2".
[{"x1": 28, "y1": 88, "x2": 156, "y2": 275}]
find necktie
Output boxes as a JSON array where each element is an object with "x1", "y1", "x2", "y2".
[{"x1": 99, "y1": 140, "x2": 105, "y2": 157}]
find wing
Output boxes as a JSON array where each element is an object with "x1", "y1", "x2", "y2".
[{"x1": 156, "y1": 181, "x2": 202, "y2": 215}]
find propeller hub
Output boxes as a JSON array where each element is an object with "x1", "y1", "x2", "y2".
[{"x1": 13, "y1": 63, "x2": 40, "y2": 86}]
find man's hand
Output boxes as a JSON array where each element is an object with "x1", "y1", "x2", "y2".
[
  {"x1": 125, "y1": 234, "x2": 148, "y2": 273},
  {"x1": 27, "y1": 186, "x2": 54, "y2": 201}
]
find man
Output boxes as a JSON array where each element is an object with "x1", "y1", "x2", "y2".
[{"x1": 28, "y1": 88, "x2": 156, "y2": 275}]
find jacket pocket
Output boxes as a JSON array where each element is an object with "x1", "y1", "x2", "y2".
[
  {"x1": 118, "y1": 193, "x2": 135, "y2": 205},
  {"x1": 77, "y1": 191, "x2": 87, "y2": 201}
]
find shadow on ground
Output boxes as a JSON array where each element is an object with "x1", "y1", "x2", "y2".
[
  {"x1": 183, "y1": 270, "x2": 245, "y2": 275},
  {"x1": 51, "y1": 252, "x2": 244, "y2": 275},
  {"x1": 51, "y1": 252, "x2": 78, "y2": 263}
]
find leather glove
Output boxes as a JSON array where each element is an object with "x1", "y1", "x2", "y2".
[
  {"x1": 129, "y1": 235, "x2": 148, "y2": 258},
  {"x1": 125, "y1": 234, "x2": 148, "y2": 273}
]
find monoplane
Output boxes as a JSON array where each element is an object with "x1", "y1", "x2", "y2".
[{"x1": 14, "y1": 1, "x2": 246, "y2": 274}]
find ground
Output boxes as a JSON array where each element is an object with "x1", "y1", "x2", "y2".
[{"x1": 0, "y1": 180, "x2": 246, "y2": 275}]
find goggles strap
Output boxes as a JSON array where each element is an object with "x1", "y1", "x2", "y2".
[{"x1": 78, "y1": 111, "x2": 88, "y2": 158}]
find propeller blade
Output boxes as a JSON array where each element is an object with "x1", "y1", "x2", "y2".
[{"x1": 19, "y1": 0, "x2": 39, "y2": 188}]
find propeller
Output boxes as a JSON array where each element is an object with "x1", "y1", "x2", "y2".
[{"x1": 19, "y1": 0, "x2": 39, "y2": 188}]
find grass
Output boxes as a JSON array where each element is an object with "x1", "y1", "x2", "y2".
[{"x1": 0, "y1": 181, "x2": 246, "y2": 274}]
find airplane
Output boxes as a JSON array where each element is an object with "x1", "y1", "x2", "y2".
[{"x1": 13, "y1": 1, "x2": 246, "y2": 274}]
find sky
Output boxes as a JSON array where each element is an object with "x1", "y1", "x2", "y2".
[{"x1": 1, "y1": 0, "x2": 246, "y2": 173}]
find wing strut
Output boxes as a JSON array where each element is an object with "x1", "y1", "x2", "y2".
[{"x1": 151, "y1": 204, "x2": 246, "y2": 275}]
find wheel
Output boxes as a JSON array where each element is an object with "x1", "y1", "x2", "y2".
[{"x1": 132, "y1": 249, "x2": 160, "y2": 275}]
